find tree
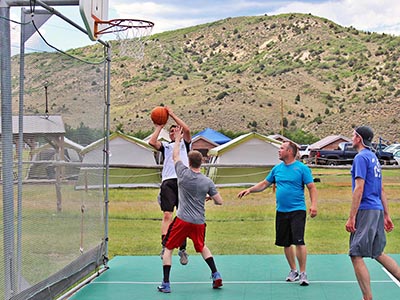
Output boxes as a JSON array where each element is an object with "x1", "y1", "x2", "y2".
[{"x1": 65, "y1": 122, "x2": 103, "y2": 146}]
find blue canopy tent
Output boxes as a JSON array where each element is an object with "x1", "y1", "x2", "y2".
[{"x1": 192, "y1": 128, "x2": 231, "y2": 145}]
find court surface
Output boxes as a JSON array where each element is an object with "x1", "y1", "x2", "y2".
[{"x1": 69, "y1": 254, "x2": 400, "y2": 299}]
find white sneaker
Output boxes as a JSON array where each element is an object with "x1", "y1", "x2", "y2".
[
  {"x1": 286, "y1": 270, "x2": 299, "y2": 282},
  {"x1": 299, "y1": 272, "x2": 309, "y2": 286}
]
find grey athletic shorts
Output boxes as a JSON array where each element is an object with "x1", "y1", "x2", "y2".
[{"x1": 349, "y1": 210, "x2": 386, "y2": 259}]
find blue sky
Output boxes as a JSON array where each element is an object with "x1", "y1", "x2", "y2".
[{"x1": 9, "y1": 0, "x2": 400, "y2": 54}]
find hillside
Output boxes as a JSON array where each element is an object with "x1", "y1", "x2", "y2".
[{"x1": 12, "y1": 13, "x2": 400, "y2": 142}]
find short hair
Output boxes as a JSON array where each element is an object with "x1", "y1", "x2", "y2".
[
  {"x1": 188, "y1": 150, "x2": 203, "y2": 168},
  {"x1": 285, "y1": 141, "x2": 298, "y2": 157},
  {"x1": 169, "y1": 125, "x2": 177, "y2": 131}
]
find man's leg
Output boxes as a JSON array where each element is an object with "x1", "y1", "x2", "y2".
[
  {"x1": 163, "y1": 248, "x2": 173, "y2": 266},
  {"x1": 296, "y1": 245, "x2": 309, "y2": 286},
  {"x1": 284, "y1": 246, "x2": 300, "y2": 282},
  {"x1": 158, "y1": 248, "x2": 173, "y2": 293},
  {"x1": 376, "y1": 253, "x2": 400, "y2": 280},
  {"x1": 284, "y1": 246, "x2": 297, "y2": 270},
  {"x1": 351, "y1": 256, "x2": 372, "y2": 300},
  {"x1": 201, "y1": 245, "x2": 222, "y2": 289},
  {"x1": 161, "y1": 211, "x2": 173, "y2": 237},
  {"x1": 160, "y1": 211, "x2": 173, "y2": 258},
  {"x1": 296, "y1": 245, "x2": 307, "y2": 273}
]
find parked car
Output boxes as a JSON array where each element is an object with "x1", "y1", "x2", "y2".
[
  {"x1": 298, "y1": 144, "x2": 310, "y2": 159},
  {"x1": 374, "y1": 147, "x2": 397, "y2": 165},
  {"x1": 383, "y1": 143, "x2": 400, "y2": 153},
  {"x1": 371, "y1": 142, "x2": 388, "y2": 151},
  {"x1": 310, "y1": 142, "x2": 396, "y2": 165},
  {"x1": 311, "y1": 142, "x2": 356, "y2": 165},
  {"x1": 394, "y1": 150, "x2": 400, "y2": 165}
]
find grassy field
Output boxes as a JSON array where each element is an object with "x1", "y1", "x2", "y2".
[
  {"x1": 0, "y1": 167, "x2": 398, "y2": 297},
  {"x1": 108, "y1": 167, "x2": 400, "y2": 258}
]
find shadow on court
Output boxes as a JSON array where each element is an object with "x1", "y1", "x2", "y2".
[{"x1": 69, "y1": 254, "x2": 400, "y2": 299}]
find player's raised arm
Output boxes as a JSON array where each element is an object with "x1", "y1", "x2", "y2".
[
  {"x1": 148, "y1": 123, "x2": 163, "y2": 151},
  {"x1": 172, "y1": 126, "x2": 183, "y2": 163},
  {"x1": 166, "y1": 106, "x2": 191, "y2": 143}
]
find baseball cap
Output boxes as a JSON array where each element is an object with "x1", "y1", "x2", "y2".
[{"x1": 355, "y1": 126, "x2": 373, "y2": 148}]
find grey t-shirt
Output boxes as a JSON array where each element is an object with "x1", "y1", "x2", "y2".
[{"x1": 175, "y1": 161, "x2": 218, "y2": 224}]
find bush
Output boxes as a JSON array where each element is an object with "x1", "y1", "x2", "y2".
[{"x1": 216, "y1": 91, "x2": 228, "y2": 100}]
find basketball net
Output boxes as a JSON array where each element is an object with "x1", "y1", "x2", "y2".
[{"x1": 96, "y1": 19, "x2": 154, "y2": 60}]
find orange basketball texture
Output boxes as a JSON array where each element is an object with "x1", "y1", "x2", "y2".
[{"x1": 150, "y1": 107, "x2": 169, "y2": 125}]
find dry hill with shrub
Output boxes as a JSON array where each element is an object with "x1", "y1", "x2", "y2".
[{"x1": 12, "y1": 13, "x2": 400, "y2": 143}]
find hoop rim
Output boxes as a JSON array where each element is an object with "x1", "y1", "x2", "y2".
[{"x1": 95, "y1": 18, "x2": 155, "y2": 35}]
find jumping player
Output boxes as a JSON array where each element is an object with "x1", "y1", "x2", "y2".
[{"x1": 157, "y1": 126, "x2": 223, "y2": 293}]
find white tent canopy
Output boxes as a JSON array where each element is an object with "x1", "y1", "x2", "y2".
[
  {"x1": 208, "y1": 132, "x2": 281, "y2": 165},
  {"x1": 78, "y1": 131, "x2": 160, "y2": 188},
  {"x1": 207, "y1": 132, "x2": 282, "y2": 186}
]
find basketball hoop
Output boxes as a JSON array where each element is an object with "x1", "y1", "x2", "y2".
[{"x1": 95, "y1": 19, "x2": 154, "y2": 59}]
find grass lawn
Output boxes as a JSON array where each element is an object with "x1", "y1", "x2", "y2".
[{"x1": 107, "y1": 168, "x2": 400, "y2": 258}]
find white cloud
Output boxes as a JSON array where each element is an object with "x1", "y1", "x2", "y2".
[
  {"x1": 269, "y1": 0, "x2": 400, "y2": 35},
  {"x1": 110, "y1": 1, "x2": 277, "y2": 33},
  {"x1": 109, "y1": 0, "x2": 400, "y2": 36},
  {"x1": 7, "y1": 0, "x2": 400, "y2": 55}
]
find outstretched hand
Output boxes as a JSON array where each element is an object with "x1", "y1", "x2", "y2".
[
  {"x1": 172, "y1": 126, "x2": 183, "y2": 141},
  {"x1": 237, "y1": 189, "x2": 250, "y2": 199}
]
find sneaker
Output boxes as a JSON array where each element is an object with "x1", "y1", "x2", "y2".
[
  {"x1": 160, "y1": 247, "x2": 165, "y2": 260},
  {"x1": 178, "y1": 249, "x2": 189, "y2": 265},
  {"x1": 157, "y1": 281, "x2": 171, "y2": 293},
  {"x1": 286, "y1": 270, "x2": 299, "y2": 282},
  {"x1": 211, "y1": 271, "x2": 223, "y2": 289},
  {"x1": 299, "y1": 272, "x2": 309, "y2": 286}
]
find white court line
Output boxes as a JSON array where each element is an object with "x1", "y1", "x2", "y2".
[
  {"x1": 91, "y1": 280, "x2": 393, "y2": 285},
  {"x1": 382, "y1": 267, "x2": 400, "y2": 287}
]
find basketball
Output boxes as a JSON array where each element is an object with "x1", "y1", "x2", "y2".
[{"x1": 150, "y1": 106, "x2": 169, "y2": 125}]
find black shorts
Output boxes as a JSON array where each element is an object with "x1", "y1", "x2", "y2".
[
  {"x1": 275, "y1": 210, "x2": 306, "y2": 247},
  {"x1": 159, "y1": 179, "x2": 179, "y2": 212}
]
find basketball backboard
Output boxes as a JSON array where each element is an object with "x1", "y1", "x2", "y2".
[{"x1": 79, "y1": 0, "x2": 109, "y2": 41}]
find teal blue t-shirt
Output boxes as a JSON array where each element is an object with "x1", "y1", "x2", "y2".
[{"x1": 266, "y1": 160, "x2": 314, "y2": 212}]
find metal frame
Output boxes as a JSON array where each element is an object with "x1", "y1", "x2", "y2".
[{"x1": 1, "y1": 1, "x2": 110, "y2": 298}]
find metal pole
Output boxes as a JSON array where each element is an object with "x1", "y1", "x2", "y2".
[
  {"x1": 6, "y1": 0, "x2": 78, "y2": 6},
  {"x1": 104, "y1": 45, "x2": 111, "y2": 262},
  {"x1": 0, "y1": 4, "x2": 17, "y2": 299},
  {"x1": 16, "y1": 7, "x2": 26, "y2": 294}
]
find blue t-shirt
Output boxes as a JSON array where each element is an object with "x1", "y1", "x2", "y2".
[
  {"x1": 351, "y1": 149, "x2": 383, "y2": 210},
  {"x1": 266, "y1": 160, "x2": 314, "y2": 212}
]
